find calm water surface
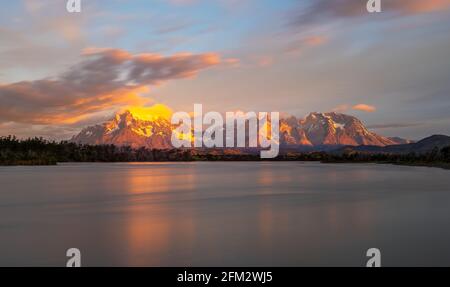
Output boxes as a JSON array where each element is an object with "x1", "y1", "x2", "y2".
[{"x1": 1, "y1": 162, "x2": 450, "y2": 266}]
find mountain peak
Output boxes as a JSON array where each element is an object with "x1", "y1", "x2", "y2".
[
  {"x1": 72, "y1": 109, "x2": 409, "y2": 149},
  {"x1": 282, "y1": 112, "x2": 405, "y2": 147},
  {"x1": 72, "y1": 106, "x2": 174, "y2": 149}
]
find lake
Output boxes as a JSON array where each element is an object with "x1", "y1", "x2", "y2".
[{"x1": 0, "y1": 162, "x2": 450, "y2": 266}]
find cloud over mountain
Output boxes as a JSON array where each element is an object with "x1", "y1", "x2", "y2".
[
  {"x1": 332, "y1": 104, "x2": 377, "y2": 113},
  {"x1": 352, "y1": 104, "x2": 376, "y2": 113},
  {"x1": 0, "y1": 48, "x2": 221, "y2": 125}
]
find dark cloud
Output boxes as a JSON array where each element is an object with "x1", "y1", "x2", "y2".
[
  {"x1": 291, "y1": 0, "x2": 450, "y2": 27},
  {"x1": 0, "y1": 48, "x2": 221, "y2": 124},
  {"x1": 367, "y1": 123, "x2": 423, "y2": 129}
]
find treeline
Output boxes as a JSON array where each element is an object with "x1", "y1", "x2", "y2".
[
  {"x1": 1, "y1": 136, "x2": 450, "y2": 167},
  {"x1": 0, "y1": 136, "x2": 192, "y2": 165},
  {"x1": 318, "y1": 146, "x2": 450, "y2": 168}
]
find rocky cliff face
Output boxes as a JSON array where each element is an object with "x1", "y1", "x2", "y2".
[
  {"x1": 72, "y1": 110, "x2": 408, "y2": 149},
  {"x1": 280, "y1": 112, "x2": 405, "y2": 147},
  {"x1": 71, "y1": 110, "x2": 174, "y2": 149}
]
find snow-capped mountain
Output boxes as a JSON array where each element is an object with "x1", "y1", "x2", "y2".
[
  {"x1": 279, "y1": 112, "x2": 406, "y2": 147},
  {"x1": 71, "y1": 110, "x2": 174, "y2": 149},
  {"x1": 72, "y1": 110, "x2": 408, "y2": 149}
]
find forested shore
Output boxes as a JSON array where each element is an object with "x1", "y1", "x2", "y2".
[{"x1": 1, "y1": 136, "x2": 449, "y2": 169}]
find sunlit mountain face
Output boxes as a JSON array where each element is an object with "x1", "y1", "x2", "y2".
[
  {"x1": 280, "y1": 112, "x2": 407, "y2": 147},
  {"x1": 71, "y1": 106, "x2": 175, "y2": 149},
  {"x1": 71, "y1": 107, "x2": 409, "y2": 149}
]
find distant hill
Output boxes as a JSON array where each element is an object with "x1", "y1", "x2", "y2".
[{"x1": 336, "y1": 135, "x2": 450, "y2": 154}]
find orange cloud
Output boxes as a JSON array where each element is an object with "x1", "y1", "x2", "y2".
[
  {"x1": 256, "y1": 56, "x2": 274, "y2": 67},
  {"x1": 332, "y1": 104, "x2": 350, "y2": 113},
  {"x1": 223, "y1": 58, "x2": 241, "y2": 67},
  {"x1": 393, "y1": 0, "x2": 450, "y2": 14},
  {"x1": 285, "y1": 35, "x2": 328, "y2": 56},
  {"x1": 292, "y1": 0, "x2": 450, "y2": 27},
  {"x1": 303, "y1": 35, "x2": 328, "y2": 46},
  {"x1": 332, "y1": 104, "x2": 377, "y2": 113},
  {"x1": 352, "y1": 104, "x2": 376, "y2": 113},
  {"x1": 0, "y1": 48, "x2": 221, "y2": 125}
]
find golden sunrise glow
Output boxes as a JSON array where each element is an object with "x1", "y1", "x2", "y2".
[{"x1": 124, "y1": 104, "x2": 173, "y2": 121}]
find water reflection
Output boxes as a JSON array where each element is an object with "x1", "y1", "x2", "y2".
[
  {"x1": 123, "y1": 164, "x2": 197, "y2": 266},
  {"x1": 1, "y1": 162, "x2": 450, "y2": 266}
]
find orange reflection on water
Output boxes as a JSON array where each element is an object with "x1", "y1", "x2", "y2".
[
  {"x1": 258, "y1": 201, "x2": 274, "y2": 245},
  {"x1": 257, "y1": 165, "x2": 276, "y2": 188},
  {"x1": 123, "y1": 164, "x2": 196, "y2": 266},
  {"x1": 257, "y1": 166, "x2": 275, "y2": 246}
]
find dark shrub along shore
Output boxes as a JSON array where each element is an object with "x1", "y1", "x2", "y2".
[{"x1": 1, "y1": 136, "x2": 449, "y2": 169}]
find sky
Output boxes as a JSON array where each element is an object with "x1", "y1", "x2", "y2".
[{"x1": 0, "y1": 0, "x2": 450, "y2": 140}]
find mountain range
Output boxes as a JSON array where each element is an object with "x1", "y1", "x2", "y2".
[
  {"x1": 279, "y1": 112, "x2": 412, "y2": 147},
  {"x1": 71, "y1": 109, "x2": 414, "y2": 150}
]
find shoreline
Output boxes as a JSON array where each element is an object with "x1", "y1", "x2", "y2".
[
  {"x1": 321, "y1": 160, "x2": 450, "y2": 170},
  {"x1": 2, "y1": 160, "x2": 450, "y2": 170}
]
